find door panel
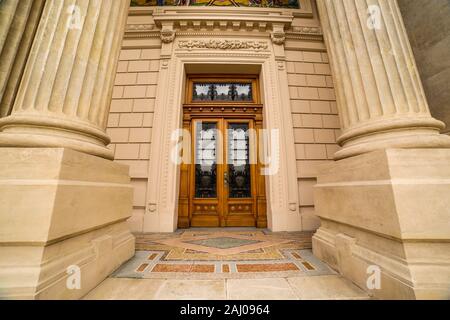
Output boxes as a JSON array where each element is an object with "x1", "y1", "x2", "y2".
[
  {"x1": 226, "y1": 122, "x2": 252, "y2": 199},
  {"x1": 194, "y1": 121, "x2": 218, "y2": 199},
  {"x1": 190, "y1": 120, "x2": 223, "y2": 227},
  {"x1": 223, "y1": 120, "x2": 256, "y2": 227},
  {"x1": 178, "y1": 75, "x2": 267, "y2": 229},
  {"x1": 189, "y1": 118, "x2": 257, "y2": 227}
]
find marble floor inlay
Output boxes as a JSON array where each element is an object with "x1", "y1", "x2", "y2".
[
  {"x1": 185, "y1": 237, "x2": 262, "y2": 250},
  {"x1": 112, "y1": 229, "x2": 336, "y2": 280}
]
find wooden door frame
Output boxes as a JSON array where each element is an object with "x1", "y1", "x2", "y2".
[{"x1": 177, "y1": 75, "x2": 267, "y2": 228}]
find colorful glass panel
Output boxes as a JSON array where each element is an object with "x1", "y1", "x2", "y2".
[{"x1": 131, "y1": 0, "x2": 299, "y2": 9}]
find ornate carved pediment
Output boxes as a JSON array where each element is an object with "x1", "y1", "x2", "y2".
[{"x1": 178, "y1": 40, "x2": 269, "y2": 51}]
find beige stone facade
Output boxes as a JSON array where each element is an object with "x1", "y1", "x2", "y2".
[{"x1": 0, "y1": 0, "x2": 449, "y2": 300}]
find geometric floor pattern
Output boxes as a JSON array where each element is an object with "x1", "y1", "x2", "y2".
[{"x1": 113, "y1": 228, "x2": 337, "y2": 280}]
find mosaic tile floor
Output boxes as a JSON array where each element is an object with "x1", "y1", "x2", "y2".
[{"x1": 112, "y1": 229, "x2": 337, "y2": 280}]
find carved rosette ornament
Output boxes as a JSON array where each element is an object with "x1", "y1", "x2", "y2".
[
  {"x1": 271, "y1": 31, "x2": 286, "y2": 45},
  {"x1": 161, "y1": 28, "x2": 176, "y2": 43},
  {"x1": 178, "y1": 40, "x2": 269, "y2": 51}
]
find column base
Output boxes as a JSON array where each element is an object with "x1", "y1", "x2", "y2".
[
  {"x1": 0, "y1": 114, "x2": 114, "y2": 159},
  {"x1": 335, "y1": 117, "x2": 450, "y2": 160},
  {"x1": 313, "y1": 149, "x2": 450, "y2": 300},
  {"x1": 0, "y1": 148, "x2": 135, "y2": 299}
]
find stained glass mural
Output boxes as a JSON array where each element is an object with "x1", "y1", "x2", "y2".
[{"x1": 130, "y1": 0, "x2": 300, "y2": 9}]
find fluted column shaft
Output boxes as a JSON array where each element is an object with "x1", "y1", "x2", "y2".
[
  {"x1": 0, "y1": 0, "x2": 45, "y2": 118},
  {"x1": 317, "y1": 0, "x2": 450, "y2": 160},
  {"x1": 0, "y1": 0, "x2": 130, "y2": 159}
]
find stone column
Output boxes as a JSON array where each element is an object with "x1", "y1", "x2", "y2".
[
  {"x1": 316, "y1": 0, "x2": 450, "y2": 160},
  {"x1": 0, "y1": 0, "x2": 135, "y2": 300},
  {"x1": 0, "y1": 0, "x2": 19, "y2": 51},
  {"x1": 0, "y1": 0, "x2": 130, "y2": 159},
  {"x1": 0, "y1": 0, "x2": 45, "y2": 118},
  {"x1": 0, "y1": 0, "x2": 24, "y2": 114},
  {"x1": 313, "y1": 0, "x2": 450, "y2": 300}
]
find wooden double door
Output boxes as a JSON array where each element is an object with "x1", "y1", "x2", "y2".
[{"x1": 178, "y1": 116, "x2": 267, "y2": 228}]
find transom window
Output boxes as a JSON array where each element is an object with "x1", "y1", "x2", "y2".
[
  {"x1": 186, "y1": 76, "x2": 258, "y2": 104},
  {"x1": 193, "y1": 83, "x2": 253, "y2": 102}
]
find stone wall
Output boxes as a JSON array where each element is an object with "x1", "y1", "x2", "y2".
[
  {"x1": 286, "y1": 48, "x2": 340, "y2": 230},
  {"x1": 108, "y1": 14, "x2": 160, "y2": 233},
  {"x1": 398, "y1": 0, "x2": 450, "y2": 134}
]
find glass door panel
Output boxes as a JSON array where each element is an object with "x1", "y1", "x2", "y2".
[
  {"x1": 223, "y1": 120, "x2": 256, "y2": 227},
  {"x1": 188, "y1": 118, "x2": 260, "y2": 228},
  {"x1": 194, "y1": 122, "x2": 218, "y2": 199},
  {"x1": 227, "y1": 123, "x2": 251, "y2": 198}
]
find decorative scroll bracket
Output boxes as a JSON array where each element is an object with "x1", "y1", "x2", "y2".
[
  {"x1": 271, "y1": 23, "x2": 286, "y2": 46},
  {"x1": 161, "y1": 27, "x2": 175, "y2": 43}
]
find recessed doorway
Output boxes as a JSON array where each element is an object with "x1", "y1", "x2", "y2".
[{"x1": 178, "y1": 75, "x2": 267, "y2": 228}]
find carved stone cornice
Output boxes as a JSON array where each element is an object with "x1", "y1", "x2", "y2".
[
  {"x1": 178, "y1": 39, "x2": 269, "y2": 51},
  {"x1": 285, "y1": 26, "x2": 323, "y2": 41},
  {"x1": 123, "y1": 8, "x2": 323, "y2": 43},
  {"x1": 151, "y1": 7, "x2": 293, "y2": 34},
  {"x1": 123, "y1": 24, "x2": 324, "y2": 43},
  {"x1": 285, "y1": 33, "x2": 323, "y2": 41},
  {"x1": 124, "y1": 24, "x2": 160, "y2": 39}
]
